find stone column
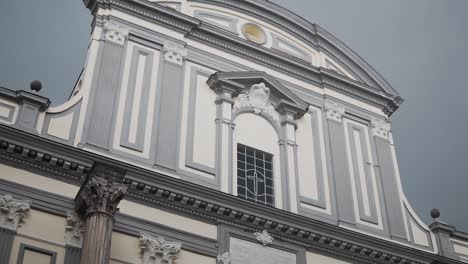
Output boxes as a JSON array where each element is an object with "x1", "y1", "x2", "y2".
[
  {"x1": 75, "y1": 165, "x2": 129, "y2": 264},
  {"x1": 0, "y1": 194, "x2": 31, "y2": 263},
  {"x1": 371, "y1": 119, "x2": 407, "y2": 240},
  {"x1": 139, "y1": 233, "x2": 181, "y2": 264},
  {"x1": 324, "y1": 101, "x2": 355, "y2": 225},
  {"x1": 154, "y1": 43, "x2": 187, "y2": 170}
]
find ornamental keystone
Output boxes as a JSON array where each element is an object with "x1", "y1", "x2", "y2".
[
  {"x1": 0, "y1": 194, "x2": 31, "y2": 231},
  {"x1": 140, "y1": 233, "x2": 182, "y2": 264},
  {"x1": 253, "y1": 229, "x2": 274, "y2": 246}
]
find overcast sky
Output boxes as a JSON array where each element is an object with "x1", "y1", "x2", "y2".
[{"x1": 0, "y1": 0, "x2": 467, "y2": 231}]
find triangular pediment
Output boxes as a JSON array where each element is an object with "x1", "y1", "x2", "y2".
[{"x1": 207, "y1": 71, "x2": 309, "y2": 118}]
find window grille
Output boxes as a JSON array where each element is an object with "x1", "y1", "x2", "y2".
[{"x1": 237, "y1": 143, "x2": 274, "y2": 206}]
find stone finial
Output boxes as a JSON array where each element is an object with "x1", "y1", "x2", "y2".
[
  {"x1": 103, "y1": 22, "x2": 128, "y2": 46},
  {"x1": 431, "y1": 208, "x2": 441, "y2": 220},
  {"x1": 78, "y1": 176, "x2": 128, "y2": 216},
  {"x1": 0, "y1": 194, "x2": 31, "y2": 231},
  {"x1": 162, "y1": 43, "x2": 187, "y2": 65},
  {"x1": 217, "y1": 252, "x2": 231, "y2": 264},
  {"x1": 139, "y1": 233, "x2": 182, "y2": 264},
  {"x1": 65, "y1": 211, "x2": 84, "y2": 248},
  {"x1": 253, "y1": 230, "x2": 274, "y2": 246},
  {"x1": 324, "y1": 101, "x2": 345, "y2": 123},
  {"x1": 371, "y1": 118, "x2": 391, "y2": 139},
  {"x1": 30, "y1": 80, "x2": 42, "y2": 93}
]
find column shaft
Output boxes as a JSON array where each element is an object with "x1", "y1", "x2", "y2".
[{"x1": 80, "y1": 212, "x2": 114, "y2": 264}]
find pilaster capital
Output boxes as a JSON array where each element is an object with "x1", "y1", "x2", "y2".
[
  {"x1": 76, "y1": 176, "x2": 128, "y2": 216},
  {"x1": 371, "y1": 118, "x2": 391, "y2": 139},
  {"x1": 324, "y1": 101, "x2": 345, "y2": 123},
  {"x1": 162, "y1": 43, "x2": 187, "y2": 65},
  {"x1": 0, "y1": 194, "x2": 31, "y2": 231},
  {"x1": 217, "y1": 252, "x2": 231, "y2": 264},
  {"x1": 103, "y1": 22, "x2": 128, "y2": 46},
  {"x1": 139, "y1": 233, "x2": 182, "y2": 264},
  {"x1": 65, "y1": 211, "x2": 84, "y2": 248}
]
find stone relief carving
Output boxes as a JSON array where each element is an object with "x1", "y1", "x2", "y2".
[
  {"x1": 65, "y1": 211, "x2": 84, "y2": 248},
  {"x1": 0, "y1": 194, "x2": 31, "y2": 230},
  {"x1": 217, "y1": 252, "x2": 231, "y2": 264},
  {"x1": 140, "y1": 233, "x2": 182, "y2": 264},
  {"x1": 162, "y1": 43, "x2": 187, "y2": 65},
  {"x1": 371, "y1": 118, "x2": 391, "y2": 139},
  {"x1": 324, "y1": 101, "x2": 345, "y2": 123},
  {"x1": 79, "y1": 176, "x2": 128, "y2": 215},
  {"x1": 234, "y1": 82, "x2": 279, "y2": 122},
  {"x1": 103, "y1": 22, "x2": 128, "y2": 46},
  {"x1": 253, "y1": 229, "x2": 274, "y2": 246}
]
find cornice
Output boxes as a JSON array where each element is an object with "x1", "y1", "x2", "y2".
[
  {"x1": 0, "y1": 87, "x2": 50, "y2": 110},
  {"x1": 0, "y1": 125, "x2": 463, "y2": 264},
  {"x1": 83, "y1": 0, "x2": 403, "y2": 115}
]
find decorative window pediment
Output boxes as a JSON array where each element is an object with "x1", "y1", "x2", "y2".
[{"x1": 207, "y1": 71, "x2": 309, "y2": 120}]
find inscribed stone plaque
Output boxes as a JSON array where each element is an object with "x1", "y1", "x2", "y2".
[{"x1": 230, "y1": 237, "x2": 296, "y2": 264}]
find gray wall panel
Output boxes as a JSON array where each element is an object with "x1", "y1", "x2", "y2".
[
  {"x1": 64, "y1": 246, "x2": 81, "y2": 264},
  {"x1": 0, "y1": 227, "x2": 15, "y2": 264}
]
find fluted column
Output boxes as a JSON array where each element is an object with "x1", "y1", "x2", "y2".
[{"x1": 75, "y1": 165, "x2": 129, "y2": 264}]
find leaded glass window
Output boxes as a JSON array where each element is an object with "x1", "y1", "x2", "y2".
[{"x1": 237, "y1": 143, "x2": 274, "y2": 206}]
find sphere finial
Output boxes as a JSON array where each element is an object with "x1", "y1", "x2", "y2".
[
  {"x1": 430, "y1": 208, "x2": 440, "y2": 219},
  {"x1": 30, "y1": 80, "x2": 42, "y2": 93}
]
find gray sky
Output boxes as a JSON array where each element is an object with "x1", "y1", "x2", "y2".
[{"x1": 0, "y1": 0, "x2": 467, "y2": 231}]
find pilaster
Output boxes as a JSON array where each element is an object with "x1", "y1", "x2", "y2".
[
  {"x1": 64, "y1": 211, "x2": 84, "y2": 264},
  {"x1": 154, "y1": 43, "x2": 187, "y2": 170},
  {"x1": 86, "y1": 22, "x2": 128, "y2": 149},
  {"x1": 215, "y1": 90, "x2": 234, "y2": 193},
  {"x1": 371, "y1": 119, "x2": 407, "y2": 240},
  {"x1": 324, "y1": 101, "x2": 355, "y2": 225},
  {"x1": 75, "y1": 164, "x2": 129, "y2": 264},
  {"x1": 0, "y1": 194, "x2": 31, "y2": 264}
]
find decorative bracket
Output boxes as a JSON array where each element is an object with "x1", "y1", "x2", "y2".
[
  {"x1": 162, "y1": 43, "x2": 187, "y2": 65},
  {"x1": 253, "y1": 229, "x2": 274, "y2": 246},
  {"x1": 140, "y1": 233, "x2": 182, "y2": 264},
  {"x1": 325, "y1": 101, "x2": 345, "y2": 123},
  {"x1": 0, "y1": 194, "x2": 31, "y2": 231}
]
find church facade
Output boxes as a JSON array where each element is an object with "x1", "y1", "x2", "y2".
[{"x1": 0, "y1": 0, "x2": 467, "y2": 263}]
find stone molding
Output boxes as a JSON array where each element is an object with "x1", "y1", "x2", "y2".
[
  {"x1": 371, "y1": 118, "x2": 391, "y2": 139},
  {"x1": 253, "y1": 229, "x2": 274, "y2": 246},
  {"x1": 217, "y1": 252, "x2": 231, "y2": 264},
  {"x1": 76, "y1": 176, "x2": 128, "y2": 216},
  {"x1": 162, "y1": 43, "x2": 187, "y2": 65},
  {"x1": 140, "y1": 233, "x2": 182, "y2": 264},
  {"x1": 65, "y1": 211, "x2": 84, "y2": 248},
  {"x1": 0, "y1": 194, "x2": 30, "y2": 231},
  {"x1": 325, "y1": 101, "x2": 345, "y2": 123},
  {"x1": 103, "y1": 22, "x2": 128, "y2": 46}
]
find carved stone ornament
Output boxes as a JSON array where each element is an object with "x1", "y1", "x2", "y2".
[
  {"x1": 217, "y1": 252, "x2": 231, "y2": 264},
  {"x1": 253, "y1": 229, "x2": 274, "y2": 246},
  {"x1": 103, "y1": 22, "x2": 128, "y2": 46},
  {"x1": 324, "y1": 101, "x2": 345, "y2": 123},
  {"x1": 162, "y1": 43, "x2": 187, "y2": 65},
  {"x1": 371, "y1": 118, "x2": 391, "y2": 139},
  {"x1": 80, "y1": 176, "x2": 128, "y2": 216},
  {"x1": 0, "y1": 194, "x2": 31, "y2": 230},
  {"x1": 234, "y1": 82, "x2": 279, "y2": 122},
  {"x1": 65, "y1": 211, "x2": 84, "y2": 248},
  {"x1": 140, "y1": 233, "x2": 182, "y2": 264}
]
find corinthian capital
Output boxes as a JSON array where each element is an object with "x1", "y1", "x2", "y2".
[
  {"x1": 0, "y1": 194, "x2": 31, "y2": 231},
  {"x1": 103, "y1": 22, "x2": 128, "y2": 46},
  {"x1": 162, "y1": 43, "x2": 187, "y2": 65},
  {"x1": 77, "y1": 176, "x2": 128, "y2": 216},
  {"x1": 371, "y1": 118, "x2": 391, "y2": 139},
  {"x1": 325, "y1": 101, "x2": 345, "y2": 123},
  {"x1": 140, "y1": 233, "x2": 182, "y2": 264}
]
